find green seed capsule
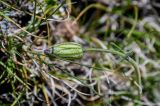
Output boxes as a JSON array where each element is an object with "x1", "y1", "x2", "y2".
[{"x1": 45, "y1": 42, "x2": 84, "y2": 60}]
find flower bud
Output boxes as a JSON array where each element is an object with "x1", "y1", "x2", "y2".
[{"x1": 46, "y1": 42, "x2": 84, "y2": 60}]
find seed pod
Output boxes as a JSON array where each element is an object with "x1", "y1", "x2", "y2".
[{"x1": 45, "y1": 42, "x2": 84, "y2": 60}]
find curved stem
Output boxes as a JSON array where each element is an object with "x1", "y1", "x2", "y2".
[
  {"x1": 127, "y1": 57, "x2": 142, "y2": 101},
  {"x1": 72, "y1": 3, "x2": 110, "y2": 24},
  {"x1": 84, "y1": 48, "x2": 142, "y2": 99}
]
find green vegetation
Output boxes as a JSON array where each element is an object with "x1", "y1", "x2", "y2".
[{"x1": 0, "y1": 0, "x2": 160, "y2": 106}]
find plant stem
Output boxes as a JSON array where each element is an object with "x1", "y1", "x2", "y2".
[
  {"x1": 84, "y1": 48, "x2": 126, "y2": 57},
  {"x1": 84, "y1": 48, "x2": 142, "y2": 100},
  {"x1": 127, "y1": 57, "x2": 142, "y2": 103}
]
